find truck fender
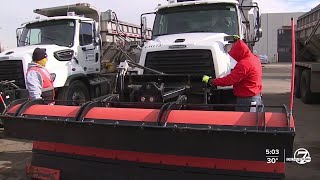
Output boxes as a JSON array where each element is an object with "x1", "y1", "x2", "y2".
[{"x1": 64, "y1": 74, "x2": 90, "y2": 87}]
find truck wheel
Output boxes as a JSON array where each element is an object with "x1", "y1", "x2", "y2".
[
  {"x1": 300, "y1": 69, "x2": 313, "y2": 104},
  {"x1": 294, "y1": 67, "x2": 303, "y2": 98},
  {"x1": 57, "y1": 80, "x2": 90, "y2": 105}
]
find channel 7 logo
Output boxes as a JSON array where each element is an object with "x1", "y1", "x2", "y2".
[{"x1": 286, "y1": 148, "x2": 311, "y2": 165}]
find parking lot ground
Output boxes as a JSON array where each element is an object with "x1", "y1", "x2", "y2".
[
  {"x1": 262, "y1": 63, "x2": 320, "y2": 180},
  {"x1": 0, "y1": 63, "x2": 319, "y2": 179}
]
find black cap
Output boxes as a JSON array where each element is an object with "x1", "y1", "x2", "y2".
[{"x1": 32, "y1": 48, "x2": 47, "y2": 62}]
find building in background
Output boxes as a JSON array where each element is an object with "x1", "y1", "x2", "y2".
[
  {"x1": 251, "y1": 12, "x2": 305, "y2": 63},
  {"x1": 277, "y1": 26, "x2": 293, "y2": 62}
]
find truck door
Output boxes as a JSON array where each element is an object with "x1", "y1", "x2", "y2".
[{"x1": 78, "y1": 21, "x2": 100, "y2": 74}]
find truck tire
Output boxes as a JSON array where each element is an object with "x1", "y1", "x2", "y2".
[
  {"x1": 57, "y1": 80, "x2": 90, "y2": 105},
  {"x1": 300, "y1": 69, "x2": 313, "y2": 104},
  {"x1": 294, "y1": 67, "x2": 303, "y2": 98}
]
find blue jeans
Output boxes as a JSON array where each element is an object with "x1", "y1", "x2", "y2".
[{"x1": 236, "y1": 95, "x2": 263, "y2": 112}]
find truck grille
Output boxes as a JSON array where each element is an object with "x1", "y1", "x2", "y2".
[
  {"x1": 144, "y1": 50, "x2": 214, "y2": 76},
  {"x1": 0, "y1": 60, "x2": 25, "y2": 88}
]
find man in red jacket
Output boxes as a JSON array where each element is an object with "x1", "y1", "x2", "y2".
[{"x1": 202, "y1": 39, "x2": 263, "y2": 112}]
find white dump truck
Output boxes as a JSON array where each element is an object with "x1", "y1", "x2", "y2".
[
  {"x1": 137, "y1": 0, "x2": 262, "y2": 104},
  {"x1": 0, "y1": 3, "x2": 151, "y2": 104}
]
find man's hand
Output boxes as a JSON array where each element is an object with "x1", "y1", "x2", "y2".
[{"x1": 202, "y1": 75, "x2": 211, "y2": 84}]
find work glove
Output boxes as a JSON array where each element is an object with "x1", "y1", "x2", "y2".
[
  {"x1": 233, "y1": 35, "x2": 240, "y2": 40},
  {"x1": 202, "y1": 75, "x2": 212, "y2": 84}
]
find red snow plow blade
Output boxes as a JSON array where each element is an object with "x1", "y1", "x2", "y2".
[{"x1": 1, "y1": 99, "x2": 295, "y2": 180}]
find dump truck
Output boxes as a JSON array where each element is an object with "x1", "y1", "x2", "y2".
[
  {"x1": 295, "y1": 4, "x2": 320, "y2": 104},
  {"x1": 0, "y1": 3, "x2": 151, "y2": 108},
  {"x1": 1, "y1": 0, "x2": 296, "y2": 179}
]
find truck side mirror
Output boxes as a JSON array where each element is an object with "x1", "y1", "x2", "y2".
[
  {"x1": 141, "y1": 16, "x2": 148, "y2": 41},
  {"x1": 253, "y1": 5, "x2": 262, "y2": 42},
  {"x1": 92, "y1": 22, "x2": 100, "y2": 47},
  {"x1": 16, "y1": 28, "x2": 23, "y2": 47},
  {"x1": 255, "y1": 12, "x2": 262, "y2": 40},
  {"x1": 256, "y1": 10, "x2": 261, "y2": 29},
  {"x1": 140, "y1": 12, "x2": 155, "y2": 43}
]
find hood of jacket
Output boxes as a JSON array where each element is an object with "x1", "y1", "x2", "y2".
[{"x1": 228, "y1": 40, "x2": 253, "y2": 62}]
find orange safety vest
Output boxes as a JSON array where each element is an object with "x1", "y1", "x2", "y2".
[{"x1": 27, "y1": 66, "x2": 55, "y2": 102}]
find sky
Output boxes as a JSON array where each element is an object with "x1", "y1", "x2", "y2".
[{"x1": 0, "y1": 0, "x2": 319, "y2": 48}]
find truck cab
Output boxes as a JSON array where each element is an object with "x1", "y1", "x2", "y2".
[
  {"x1": 18, "y1": 15, "x2": 101, "y2": 84},
  {"x1": 138, "y1": 0, "x2": 261, "y2": 104},
  {"x1": 0, "y1": 3, "x2": 102, "y2": 103}
]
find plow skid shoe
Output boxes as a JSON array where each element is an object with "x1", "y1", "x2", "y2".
[{"x1": 0, "y1": 100, "x2": 295, "y2": 180}]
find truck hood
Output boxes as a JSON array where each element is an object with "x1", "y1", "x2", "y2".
[
  {"x1": 148, "y1": 33, "x2": 228, "y2": 47},
  {"x1": 0, "y1": 45, "x2": 70, "y2": 61},
  {"x1": 139, "y1": 32, "x2": 238, "y2": 83}
]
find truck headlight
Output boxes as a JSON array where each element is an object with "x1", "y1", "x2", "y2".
[{"x1": 54, "y1": 49, "x2": 74, "y2": 61}]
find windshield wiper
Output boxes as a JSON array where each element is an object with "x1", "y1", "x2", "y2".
[
  {"x1": 153, "y1": 33, "x2": 171, "y2": 36},
  {"x1": 183, "y1": 30, "x2": 211, "y2": 33},
  {"x1": 42, "y1": 36, "x2": 69, "y2": 47},
  {"x1": 43, "y1": 36, "x2": 59, "y2": 44},
  {"x1": 154, "y1": 31, "x2": 211, "y2": 36}
]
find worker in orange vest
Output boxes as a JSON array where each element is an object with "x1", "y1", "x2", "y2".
[{"x1": 26, "y1": 48, "x2": 55, "y2": 104}]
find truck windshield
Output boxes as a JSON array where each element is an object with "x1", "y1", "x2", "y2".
[
  {"x1": 153, "y1": 3, "x2": 239, "y2": 37},
  {"x1": 19, "y1": 19, "x2": 75, "y2": 47}
]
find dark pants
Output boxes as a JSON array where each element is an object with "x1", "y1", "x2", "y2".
[{"x1": 236, "y1": 95, "x2": 263, "y2": 112}]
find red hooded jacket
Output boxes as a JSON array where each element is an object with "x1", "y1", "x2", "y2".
[{"x1": 211, "y1": 40, "x2": 262, "y2": 97}]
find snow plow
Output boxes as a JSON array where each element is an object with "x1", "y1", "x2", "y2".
[{"x1": 1, "y1": 60, "x2": 295, "y2": 179}]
